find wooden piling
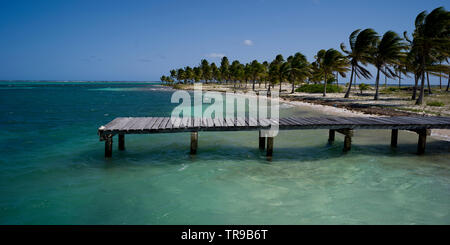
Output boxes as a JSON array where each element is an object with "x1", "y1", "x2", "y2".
[
  {"x1": 390, "y1": 129, "x2": 398, "y2": 148},
  {"x1": 259, "y1": 130, "x2": 265, "y2": 150},
  {"x1": 328, "y1": 129, "x2": 335, "y2": 143},
  {"x1": 118, "y1": 134, "x2": 125, "y2": 150},
  {"x1": 343, "y1": 135, "x2": 351, "y2": 152},
  {"x1": 337, "y1": 129, "x2": 353, "y2": 152},
  {"x1": 190, "y1": 131, "x2": 198, "y2": 154},
  {"x1": 417, "y1": 129, "x2": 427, "y2": 155},
  {"x1": 267, "y1": 137, "x2": 274, "y2": 157},
  {"x1": 105, "y1": 135, "x2": 113, "y2": 158}
]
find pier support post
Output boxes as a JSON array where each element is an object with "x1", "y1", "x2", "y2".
[
  {"x1": 118, "y1": 134, "x2": 125, "y2": 151},
  {"x1": 343, "y1": 135, "x2": 351, "y2": 152},
  {"x1": 417, "y1": 129, "x2": 427, "y2": 155},
  {"x1": 328, "y1": 130, "x2": 335, "y2": 144},
  {"x1": 105, "y1": 135, "x2": 113, "y2": 158},
  {"x1": 390, "y1": 129, "x2": 398, "y2": 148},
  {"x1": 259, "y1": 130, "x2": 265, "y2": 150},
  {"x1": 190, "y1": 131, "x2": 198, "y2": 155},
  {"x1": 337, "y1": 129, "x2": 353, "y2": 152},
  {"x1": 266, "y1": 137, "x2": 274, "y2": 157}
]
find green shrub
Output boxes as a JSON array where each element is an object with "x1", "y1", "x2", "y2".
[
  {"x1": 381, "y1": 86, "x2": 400, "y2": 93},
  {"x1": 171, "y1": 83, "x2": 184, "y2": 89},
  {"x1": 359, "y1": 83, "x2": 370, "y2": 94},
  {"x1": 426, "y1": 101, "x2": 445, "y2": 107},
  {"x1": 295, "y1": 84, "x2": 343, "y2": 93}
]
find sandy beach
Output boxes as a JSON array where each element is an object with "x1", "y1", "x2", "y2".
[{"x1": 166, "y1": 83, "x2": 450, "y2": 141}]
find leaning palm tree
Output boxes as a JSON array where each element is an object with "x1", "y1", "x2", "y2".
[
  {"x1": 405, "y1": 7, "x2": 450, "y2": 105},
  {"x1": 315, "y1": 49, "x2": 349, "y2": 97},
  {"x1": 341, "y1": 28, "x2": 378, "y2": 98},
  {"x1": 371, "y1": 31, "x2": 406, "y2": 100}
]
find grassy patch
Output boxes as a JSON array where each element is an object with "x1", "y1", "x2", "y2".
[
  {"x1": 295, "y1": 84, "x2": 343, "y2": 93},
  {"x1": 426, "y1": 101, "x2": 445, "y2": 107}
]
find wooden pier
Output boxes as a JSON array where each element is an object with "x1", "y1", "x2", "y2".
[{"x1": 98, "y1": 116, "x2": 450, "y2": 158}]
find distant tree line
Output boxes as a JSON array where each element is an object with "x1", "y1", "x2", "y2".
[{"x1": 161, "y1": 7, "x2": 449, "y2": 104}]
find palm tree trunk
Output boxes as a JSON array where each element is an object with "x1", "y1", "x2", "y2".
[
  {"x1": 412, "y1": 73, "x2": 418, "y2": 100},
  {"x1": 447, "y1": 72, "x2": 450, "y2": 92},
  {"x1": 398, "y1": 71, "x2": 401, "y2": 89},
  {"x1": 335, "y1": 72, "x2": 339, "y2": 86},
  {"x1": 374, "y1": 67, "x2": 380, "y2": 100},
  {"x1": 426, "y1": 72, "x2": 432, "y2": 94},
  {"x1": 252, "y1": 79, "x2": 255, "y2": 91},
  {"x1": 384, "y1": 67, "x2": 387, "y2": 88},
  {"x1": 279, "y1": 78, "x2": 282, "y2": 93},
  {"x1": 344, "y1": 65, "x2": 355, "y2": 98},
  {"x1": 416, "y1": 71, "x2": 426, "y2": 105},
  {"x1": 439, "y1": 61, "x2": 442, "y2": 90},
  {"x1": 323, "y1": 72, "x2": 327, "y2": 97},
  {"x1": 291, "y1": 75, "x2": 296, "y2": 94}
]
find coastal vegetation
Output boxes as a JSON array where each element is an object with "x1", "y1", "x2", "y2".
[{"x1": 161, "y1": 7, "x2": 449, "y2": 105}]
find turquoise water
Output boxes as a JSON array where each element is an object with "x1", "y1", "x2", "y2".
[{"x1": 0, "y1": 81, "x2": 449, "y2": 224}]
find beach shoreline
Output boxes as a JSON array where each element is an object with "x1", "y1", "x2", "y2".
[{"x1": 164, "y1": 83, "x2": 450, "y2": 141}]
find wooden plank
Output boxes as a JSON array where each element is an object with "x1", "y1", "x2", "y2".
[
  {"x1": 130, "y1": 117, "x2": 154, "y2": 131},
  {"x1": 237, "y1": 117, "x2": 246, "y2": 127},
  {"x1": 163, "y1": 117, "x2": 173, "y2": 129},
  {"x1": 107, "y1": 117, "x2": 132, "y2": 130},
  {"x1": 143, "y1": 117, "x2": 159, "y2": 130},
  {"x1": 123, "y1": 117, "x2": 143, "y2": 130},
  {"x1": 193, "y1": 117, "x2": 201, "y2": 128},
  {"x1": 207, "y1": 117, "x2": 215, "y2": 128},
  {"x1": 104, "y1": 117, "x2": 126, "y2": 129},
  {"x1": 248, "y1": 117, "x2": 258, "y2": 126},
  {"x1": 213, "y1": 117, "x2": 222, "y2": 127},
  {"x1": 225, "y1": 117, "x2": 234, "y2": 127},
  {"x1": 172, "y1": 117, "x2": 181, "y2": 129},
  {"x1": 180, "y1": 117, "x2": 189, "y2": 128},
  {"x1": 151, "y1": 117, "x2": 167, "y2": 130}
]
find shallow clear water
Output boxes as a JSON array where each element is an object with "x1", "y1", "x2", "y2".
[{"x1": 0, "y1": 82, "x2": 449, "y2": 224}]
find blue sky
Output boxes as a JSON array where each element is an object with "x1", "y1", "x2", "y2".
[{"x1": 0, "y1": 0, "x2": 448, "y2": 83}]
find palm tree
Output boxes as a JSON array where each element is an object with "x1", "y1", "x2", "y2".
[
  {"x1": 210, "y1": 63, "x2": 220, "y2": 83},
  {"x1": 176, "y1": 68, "x2": 185, "y2": 83},
  {"x1": 371, "y1": 31, "x2": 406, "y2": 100},
  {"x1": 249, "y1": 60, "x2": 264, "y2": 91},
  {"x1": 315, "y1": 49, "x2": 349, "y2": 97},
  {"x1": 230, "y1": 60, "x2": 244, "y2": 88},
  {"x1": 170, "y1": 69, "x2": 177, "y2": 83},
  {"x1": 262, "y1": 61, "x2": 269, "y2": 88},
  {"x1": 286, "y1": 52, "x2": 311, "y2": 93},
  {"x1": 220, "y1": 57, "x2": 230, "y2": 84},
  {"x1": 200, "y1": 59, "x2": 211, "y2": 83},
  {"x1": 341, "y1": 29, "x2": 378, "y2": 98},
  {"x1": 394, "y1": 57, "x2": 409, "y2": 89},
  {"x1": 184, "y1": 66, "x2": 194, "y2": 84},
  {"x1": 193, "y1": 67, "x2": 202, "y2": 83},
  {"x1": 406, "y1": 7, "x2": 450, "y2": 105}
]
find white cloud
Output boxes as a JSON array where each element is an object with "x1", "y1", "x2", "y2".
[
  {"x1": 243, "y1": 39, "x2": 254, "y2": 46},
  {"x1": 206, "y1": 53, "x2": 226, "y2": 58}
]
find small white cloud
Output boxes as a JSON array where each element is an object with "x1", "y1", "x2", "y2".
[
  {"x1": 243, "y1": 40, "x2": 254, "y2": 46},
  {"x1": 206, "y1": 53, "x2": 226, "y2": 58}
]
